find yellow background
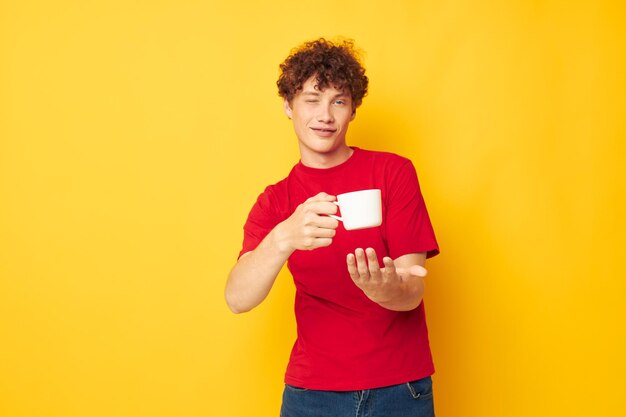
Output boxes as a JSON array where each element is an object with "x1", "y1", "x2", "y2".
[{"x1": 1, "y1": 0, "x2": 625, "y2": 416}]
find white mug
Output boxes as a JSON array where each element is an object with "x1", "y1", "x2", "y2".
[{"x1": 330, "y1": 189, "x2": 382, "y2": 231}]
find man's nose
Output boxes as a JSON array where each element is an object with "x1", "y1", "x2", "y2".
[{"x1": 316, "y1": 105, "x2": 334, "y2": 123}]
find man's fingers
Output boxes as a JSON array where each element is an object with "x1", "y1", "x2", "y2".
[
  {"x1": 348, "y1": 251, "x2": 428, "y2": 286},
  {"x1": 305, "y1": 192, "x2": 337, "y2": 203},
  {"x1": 306, "y1": 201, "x2": 339, "y2": 216},
  {"x1": 308, "y1": 226, "x2": 336, "y2": 239},
  {"x1": 381, "y1": 257, "x2": 396, "y2": 276},
  {"x1": 311, "y1": 215, "x2": 339, "y2": 229},
  {"x1": 314, "y1": 237, "x2": 333, "y2": 248},
  {"x1": 365, "y1": 248, "x2": 381, "y2": 277},
  {"x1": 355, "y1": 248, "x2": 370, "y2": 279},
  {"x1": 346, "y1": 253, "x2": 359, "y2": 279}
]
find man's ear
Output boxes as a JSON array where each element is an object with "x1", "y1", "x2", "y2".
[
  {"x1": 350, "y1": 108, "x2": 356, "y2": 121},
  {"x1": 283, "y1": 98, "x2": 293, "y2": 119}
]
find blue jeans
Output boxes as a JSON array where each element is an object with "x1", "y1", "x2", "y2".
[{"x1": 280, "y1": 376, "x2": 435, "y2": 417}]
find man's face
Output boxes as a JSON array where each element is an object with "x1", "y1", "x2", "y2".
[{"x1": 284, "y1": 76, "x2": 355, "y2": 162}]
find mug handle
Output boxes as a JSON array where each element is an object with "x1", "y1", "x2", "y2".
[{"x1": 329, "y1": 201, "x2": 342, "y2": 222}]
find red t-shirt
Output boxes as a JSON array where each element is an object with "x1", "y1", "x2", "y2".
[{"x1": 239, "y1": 147, "x2": 439, "y2": 390}]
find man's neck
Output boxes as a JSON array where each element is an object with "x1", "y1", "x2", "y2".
[{"x1": 299, "y1": 145, "x2": 354, "y2": 169}]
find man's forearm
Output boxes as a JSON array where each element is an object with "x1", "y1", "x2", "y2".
[
  {"x1": 225, "y1": 228, "x2": 293, "y2": 313},
  {"x1": 226, "y1": 194, "x2": 341, "y2": 313}
]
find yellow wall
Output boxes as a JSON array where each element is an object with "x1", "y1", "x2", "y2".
[{"x1": 1, "y1": 1, "x2": 624, "y2": 416}]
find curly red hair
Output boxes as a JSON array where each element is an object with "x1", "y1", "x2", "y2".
[{"x1": 277, "y1": 38, "x2": 369, "y2": 109}]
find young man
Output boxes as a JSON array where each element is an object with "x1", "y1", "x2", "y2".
[{"x1": 225, "y1": 38, "x2": 439, "y2": 417}]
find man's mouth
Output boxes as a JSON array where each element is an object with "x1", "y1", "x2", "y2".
[{"x1": 311, "y1": 127, "x2": 337, "y2": 137}]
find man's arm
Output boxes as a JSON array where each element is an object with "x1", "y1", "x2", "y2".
[
  {"x1": 225, "y1": 193, "x2": 339, "y2": 313},
  {"x1": 347, "y1": 249, "x2": 428, "y2": 311}
]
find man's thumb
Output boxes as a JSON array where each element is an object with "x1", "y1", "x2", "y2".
[{"x1": 408, "y1": 265, "x2": 428, "y2": 277}]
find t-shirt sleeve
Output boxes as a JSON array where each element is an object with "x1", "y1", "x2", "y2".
[
  {"x1": 385, "y1": 160, "x2": 439, "y2": 259},
  {"x1": 238, "y1": 187, "x2": 282, "y2": 259}
]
